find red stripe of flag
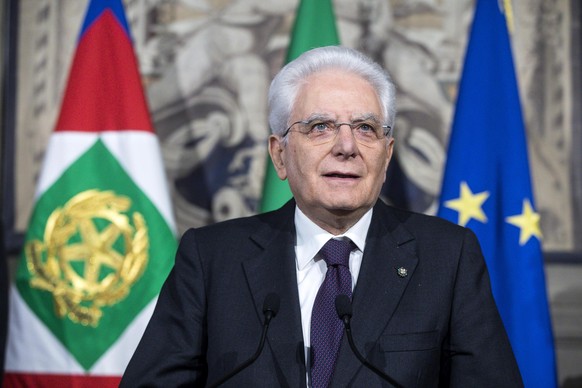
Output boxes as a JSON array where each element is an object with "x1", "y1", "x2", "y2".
[
  {"x1": 54, "y1": 9, "x2": 153, "y2": 133},
  {"x1": 4, "y1": 372, "x2": 121, "y2": 388}
]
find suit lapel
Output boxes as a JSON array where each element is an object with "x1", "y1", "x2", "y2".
[
  {"x1": 242, "y1": 201, "x2": 307, "y2": 388},
  {"x1": 333, "y1": 201, "x2": 419, "y2": 384}
]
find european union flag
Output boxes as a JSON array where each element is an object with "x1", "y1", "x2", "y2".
[{"x1": 437, "y1": 1, "x2": 557, "y2": 386}]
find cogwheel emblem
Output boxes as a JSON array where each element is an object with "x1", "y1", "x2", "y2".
[{"x1": 25, "y1": 189, "x2": 149, "y2": 327}]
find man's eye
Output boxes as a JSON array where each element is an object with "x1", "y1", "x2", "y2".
[
  {"x1": 357, "y1": 123, "x2": 375, "y2": 133},
  {"x1": 311, "y1": 122, "x2": 331, "y2": 132}
]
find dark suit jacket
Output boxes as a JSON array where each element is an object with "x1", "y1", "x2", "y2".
[{"x1": 121, "y1": 199, "x2": 523, "y2": 387}]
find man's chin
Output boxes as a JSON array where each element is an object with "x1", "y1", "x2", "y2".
[{"x1": 324, "y1": 203, "x2": 369, "y2": 216}]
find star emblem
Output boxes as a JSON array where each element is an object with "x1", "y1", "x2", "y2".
[
  {"x1": 506, "y1": 199, "x2": 542, "y2": 245},
  {"x1": 444, "y1": 181, "x2": 490, "y2": 227}
]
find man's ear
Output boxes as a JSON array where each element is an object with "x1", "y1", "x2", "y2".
[
  {"x1": 382, "y1": 137, "x2": 395, "y2": 183},
  {"x1": 268, "y1": 135, "x2": 288, "y2": 180}
]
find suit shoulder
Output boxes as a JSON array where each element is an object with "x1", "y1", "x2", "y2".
[
  {"x1": 383, "y1": 203, "x2": 472, "y2": 239},
  {"x1": 180, "y1": 213, "x2": 262, "y2": 241},
  {"x1": 379, "y1": 204, "x2": 484, "y2": 268},
  {"x1": 180, "y1": 203, "x2": 294, "y2": 243}
]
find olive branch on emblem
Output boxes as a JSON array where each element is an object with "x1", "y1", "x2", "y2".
[{"x1": 25, "y1": 189, "x2": 149, "y2": 327}]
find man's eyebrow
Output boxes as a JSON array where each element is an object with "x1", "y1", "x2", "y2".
[
  {"x1": 351, "y1": 113, "x2": 381, "y2": 122},
  {"x1": 302, "y1": 113, "x2": 382, "y2": 122},
  {"x1": 303, "y1": 113, "x2": 335, "y2": 122}
]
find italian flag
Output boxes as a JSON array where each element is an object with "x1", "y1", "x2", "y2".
[
  {"x1": 3, "y1": 1, "x2": 177, "y2": 386},
  {"x1": 259, "y1": 0, "x2": 340, "y2": 212}
]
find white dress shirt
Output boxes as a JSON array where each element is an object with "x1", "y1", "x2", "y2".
[{"x1": 294, "y1": 206, "x2": 373, "y2": 385}]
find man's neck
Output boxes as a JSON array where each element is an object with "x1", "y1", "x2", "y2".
[{"x1": 299, "y1": 206, "x2": 372, "y2": 236}]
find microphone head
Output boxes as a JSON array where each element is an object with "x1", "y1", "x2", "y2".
[
  {"x1": 263, "y1": 293, "x2": 280, "y2": 318},
  {"x1": 335, "y1": 294, "x2": 353, "y2": 320}
]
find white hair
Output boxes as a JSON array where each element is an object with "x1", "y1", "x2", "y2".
[{"x1": 268, "y1": 45, "x2": 396, "y2": 136}]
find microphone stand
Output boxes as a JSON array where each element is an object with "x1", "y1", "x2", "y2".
[
  {"x1": 335, "y1": 295, "x2": 403, "y2": 388},
  {"x1": 207, "y1": 293, "x2": 279, "y2": 388}
]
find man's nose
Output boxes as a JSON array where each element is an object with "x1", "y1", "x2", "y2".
[{"x1": 332, "y1": 124, "x2": 358, "y2": 155}]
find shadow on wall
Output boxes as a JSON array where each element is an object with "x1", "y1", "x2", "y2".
[{"x1": 563, "y1": 377, "x2": 582, "y2": 388}]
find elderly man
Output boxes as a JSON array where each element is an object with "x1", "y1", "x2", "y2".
[{"x1": 121, "y1": 46, "x2": 522, "y2": 387}]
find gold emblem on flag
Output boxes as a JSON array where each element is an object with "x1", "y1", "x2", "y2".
[{"x1": 24, "y1": 189, "x2": 149, "y2": 327}]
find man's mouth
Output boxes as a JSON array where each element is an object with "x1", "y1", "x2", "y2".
[{"x1": 324, "y1": 173, "x2": 358, "y2": 179}]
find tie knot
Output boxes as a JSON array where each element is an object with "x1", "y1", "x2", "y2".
[{"x1": 320, "y1": 238, "x2": 353, "y2": 268}]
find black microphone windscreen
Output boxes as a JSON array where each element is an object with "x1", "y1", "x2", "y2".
[
  {"x1": 263, "y1": 293, "x2": 280, "y2": 317},
  {"x1": 335, "y1": 294, "x2": 352, "y2": 319}
]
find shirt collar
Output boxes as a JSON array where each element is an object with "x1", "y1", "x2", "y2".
[{"x1": 294, "y1": 206, "x2": 373, "y2": 270}]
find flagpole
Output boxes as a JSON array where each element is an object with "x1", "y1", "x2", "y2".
[{"x1": 0, "y1": 0, "x2": 24, "y2": 256}]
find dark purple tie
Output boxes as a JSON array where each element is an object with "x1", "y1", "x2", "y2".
[{"x1": 310, "y1": 238, "x2": 354, "y2": 388}]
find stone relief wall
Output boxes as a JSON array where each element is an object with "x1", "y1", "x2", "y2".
[{"x1": 13, "y1": 0, "x2": 579, "y2": 254}]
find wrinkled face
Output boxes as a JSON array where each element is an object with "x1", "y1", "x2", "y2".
[{"x1": 268, "y1": 69, "x2": 394, "y2": 231}]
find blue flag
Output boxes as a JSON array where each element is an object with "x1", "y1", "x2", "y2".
[{"x1": 437, "y1": 1, "x2": 557, "y2": 386}]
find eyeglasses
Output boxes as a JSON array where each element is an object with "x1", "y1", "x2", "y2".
[{"x1": 282, "y1": 118, "x2": 392, "y2": 145}]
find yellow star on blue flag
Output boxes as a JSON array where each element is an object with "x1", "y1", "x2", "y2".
[
  {"x1": 506, "y1": 199, "x2": 542, "y2": 245},
  {"x1": 444, "y1": 181, "x2": 489, "y2": 227}
]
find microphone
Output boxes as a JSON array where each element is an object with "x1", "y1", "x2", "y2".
[
  {"x1": 335, "y1": 295, "x2": 403, "y2": 388},
  {"x1": 207, "y1": 293, "x2": 280, "y2": 388}
]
